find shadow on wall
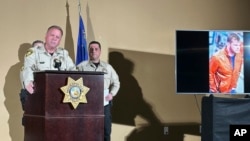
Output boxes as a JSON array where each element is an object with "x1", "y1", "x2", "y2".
[
  {"x1": 126, "y1": 123, "x2": 200, "y2": 141},
  {"x1": 4, "y1": 43, "x2": 31, "y2": 141},
  {"x1": 108, "y1": 49, "x2": 201, "y2": 141},
  {"x1": 109, "y1": 51, "x2": 161, "y2": 126}
]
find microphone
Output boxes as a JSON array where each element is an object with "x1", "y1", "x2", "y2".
[{"x1": 54, "y1": 58, "x2": 62, "y2": 71}]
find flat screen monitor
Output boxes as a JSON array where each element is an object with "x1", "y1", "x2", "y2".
[{"x1": 176, "y1": 30, "x2": 250, "y2": 94}]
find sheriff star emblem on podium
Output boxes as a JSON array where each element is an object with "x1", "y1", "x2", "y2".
[{"x1": 60, "y1": 77, "x2": 90, "y2": 109}]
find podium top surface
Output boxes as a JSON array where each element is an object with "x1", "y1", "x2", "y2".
[{"x1": 34, "y1": 70, "x2": 105, "y2": 75}]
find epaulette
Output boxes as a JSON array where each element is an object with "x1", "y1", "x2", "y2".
[
  {"x1": 57, "y1": 47, "x2": 66, "y2": 54},
  {"x1": 57, "y1": 47, "x2": 64, "y2": 51}
]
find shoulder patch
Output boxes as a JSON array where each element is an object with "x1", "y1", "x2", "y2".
[
  {"x1": 20, "y1": 66, "x2": 24, "y2": 71},
  {"x1": 25, "y1": 49, "x2": 33, "y2": 57}
]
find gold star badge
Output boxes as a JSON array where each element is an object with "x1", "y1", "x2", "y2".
[{"x1": 60, "y1": 77, "x2": 90, "y2": 109}]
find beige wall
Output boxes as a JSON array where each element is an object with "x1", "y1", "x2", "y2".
[{"x1": 1, "y1": 0, "x2": 250, "y2": 140}]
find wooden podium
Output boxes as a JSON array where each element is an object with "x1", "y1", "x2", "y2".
[{"x1": 23, "y1": 71, "x2": 104, "y2": 141}]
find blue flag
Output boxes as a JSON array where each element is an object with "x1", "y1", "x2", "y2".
[{"x1": 76, "y1": 15, "x2": 88, "y2": 65}]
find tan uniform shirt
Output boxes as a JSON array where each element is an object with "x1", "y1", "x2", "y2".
[
  {"x1": 77, "y1": 60, "x2": 120, "y2": 97},
  {"x1": 22, "y1": 45, "x2": 76, "y2": 87}
]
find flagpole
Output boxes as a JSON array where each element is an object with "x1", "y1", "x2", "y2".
[{"x1": 78, "y1": 0, "x2": 82, "y2": 16}]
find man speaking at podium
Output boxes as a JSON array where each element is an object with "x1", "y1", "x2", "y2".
[
  {"x1": 77, "y1": 41, "x2": 120, "y2": 141},
  {"x1": 22, "y1": 25, "x2": 76, "y2": 95}
]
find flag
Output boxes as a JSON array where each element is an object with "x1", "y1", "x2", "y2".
[{"x1": 76, "y1": 15, "x2": 88, "y2": 65}]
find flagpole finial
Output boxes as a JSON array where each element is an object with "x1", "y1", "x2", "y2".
[
  {"x1": 78, "y1": 0, "x2": 82, "y2": 15},
  {"x1": 66, "y1": 0, "x2": 70, "y2": 16}
]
